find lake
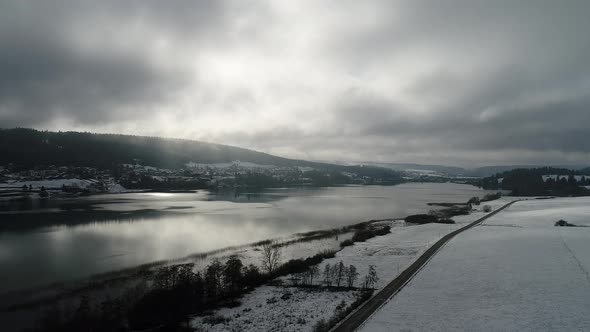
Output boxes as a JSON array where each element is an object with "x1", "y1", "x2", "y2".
[{"x1": 0, "y1": 183, "x2": 491, "y2": 293}]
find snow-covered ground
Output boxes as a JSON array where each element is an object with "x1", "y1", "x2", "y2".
[
  {"x1": 191, "y1": 286, "x2": 357, "y2": 332},
  {"x1": 360, "y1": 197, "x2": 590, "y2": 331},
  {"x1": 309, "y1": 198, "x2": 512, "y2": 290},
  {"x1": 191, "y1": 198, "x2": 513, "y2": 331}
]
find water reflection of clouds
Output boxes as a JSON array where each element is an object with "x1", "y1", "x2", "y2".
[
  {"x1": 142, "y1": 192, "x2": 177, "y2": 197},
  {"x1": 1, "y1": 183, "x2": 497, "y2": 291}
]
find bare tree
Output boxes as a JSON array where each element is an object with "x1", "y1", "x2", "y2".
[
  {"x1": 260, "y1": 241, "x2": 281, "y2": 275},
  {"x1": 346, "y1": 265, "x2": 359, "y2": 288},
  {"x1": 223, "y1": 255, "x2": 244, "y2": 294},
  {"x1": 335, "y1": 261, "x2": 346, "y2": 287},
  {"x1": 323, "y1": 264, "x2": 333, "y2": 287},
  {"x1": 308, "y1": 265, "x2": 320, "y2": 286},
  {"x1": 363, "y1": 265, "x2": 379, "y2": 289}
]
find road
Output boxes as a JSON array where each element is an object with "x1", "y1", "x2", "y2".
[{"x1": 332, "y1": 200, "x2": 520, "y2": 332}]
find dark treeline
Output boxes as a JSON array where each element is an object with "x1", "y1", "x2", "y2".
[
  {"x1": 23, "y1": 251, "x2": 344, "y2": 331},
  {"x1": 24, "y1": 223, "x2": 392, "y2": 332},
  {"x1": 26, "y1": 254, "x2": 309, "y2": 331},
  {"x1": 25, "y1": 259, "x2": 258, "y2": 331},
  {"x1": 480, "y1": 167, "x2": 590, "y2": 196}
]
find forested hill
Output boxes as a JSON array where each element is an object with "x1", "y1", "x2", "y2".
[
  {"x1": 0, "y1": 128, "x2": 332, "y2": 169},
  {"x1": 0, "y1": 128, "x2": 402, "y2": 184}
]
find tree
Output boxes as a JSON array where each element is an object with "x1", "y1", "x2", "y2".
[
  {"x1": 69, "y1": 295, "x2": 93, "y2": 330},
  {"x1": 568, "y1": 175, "x2": 576, "y2": 185},
  {"x1": 260, "y1": 241, "x2": 281, "y2": 275},
  {"x1": 223, "y1": 255, "x2": 244, "y2": 295},
  {"x1": 295, "y1": 272, "x2": 305, "y2": 286},
  {"x1": 346, "y1": 265, "x2": 359, "y2": 288},
  {"x1": 205, "y1": 259, "x2": 223, "y2": 302},
  {"x1": 243, "y1": 264, "x2": 262, "y2": 288},
  {"x1": 323, "y1": 264, "x2": 333, "y2": 287},
  {"x1": 363, "y1": 265, "x2": 379, "y2": 289},
  {"x1": 308, "y1": 265, "x2": 320, "y2": 286},
  {"x1": 335, "y1": 261, "x2": 346, "y2": 288}
]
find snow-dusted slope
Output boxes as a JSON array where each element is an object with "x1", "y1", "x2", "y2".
[{"x1": 360, "y1": 197, "x2": 590, "y2": 331}]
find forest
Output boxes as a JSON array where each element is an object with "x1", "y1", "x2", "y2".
[{"x1": 480, "y1": 167, "x2": 590, "y2": 196}]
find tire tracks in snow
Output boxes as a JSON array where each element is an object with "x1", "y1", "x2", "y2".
[{"x1": 557, "y1": 229, "x2": 590, "y2": 286}]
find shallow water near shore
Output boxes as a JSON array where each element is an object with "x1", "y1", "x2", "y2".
[{"x1": 0, "y1": 183, "x2": 492, "y2": 293}]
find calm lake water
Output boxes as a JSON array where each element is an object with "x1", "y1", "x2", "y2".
[{"x1": 0, "y1": 183, "x2": 491, "y2": 293}]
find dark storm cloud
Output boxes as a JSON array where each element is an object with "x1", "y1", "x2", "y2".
[
  {"x1": 0, "y1": 33, "x2": 183, "y2": 126},
  {"x1": 0, "y1": 0, "x2": 253, "y2": 126},
  {"x1": 0, "y1": 0, "x2": 589, "y2": 166}
]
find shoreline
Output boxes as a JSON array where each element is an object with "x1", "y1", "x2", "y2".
[
  {"x1": 0, "y1": 193, "x2": 518, "y2": 332},
  {"x1": 0, "y1": 198, "x2": 475, "y2": 312}
]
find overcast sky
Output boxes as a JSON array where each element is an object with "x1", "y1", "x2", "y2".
[{"x1": 1, "y1": 1, "x2": 589, "y2": 167}]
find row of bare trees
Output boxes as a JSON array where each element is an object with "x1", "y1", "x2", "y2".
[
  {"x1": 323, "y1": 262, "x2": 358, "y2": 288},
  {"x1": 290, "y1": 261, "x2": 378, "y2": 289}
]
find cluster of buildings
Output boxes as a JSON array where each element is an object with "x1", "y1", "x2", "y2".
[{"x1": 0, "y1": 161, "x2": 400, "y2": 195}]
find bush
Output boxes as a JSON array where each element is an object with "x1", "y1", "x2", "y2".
[
  {"x1": 374, "y1": 225, "x2": 391, "y2": 236},
  {"x1": 340, "y1": 239, "x2": 354, "y2": 247},
  {"x1": 202, "y1": 314, "x2": 230, "y2": 325},
  {"x1": 273, "y1": 250, "x2": 337, "y2": 277},
  {"x1": 128, "y1": 289, "x2": 181, "y2": 329},
  {"x1": 481, "y1": 192, "x2": 501, "y2": 202},
  {"x1": 351, "y1": 226, "x2": 391, "y2": 243},
  {"x1": 312, "y1": 318, "x2": 329, "y2": 332},
  {"x1": 555, "y1": 219, "x2": 576, "y2": 227},
  {"x1": 468, "y1": 196, "x2": 480, "y2": 205},
  {"x1": 483, "y1": 205, "x2": 492, "y2": 212},
  {"x1": 351, "y1": 229, "x2": 372, "y2": 242},
  {"x1": 405, "y1": 214, "x2": 438, "y2": 224}
]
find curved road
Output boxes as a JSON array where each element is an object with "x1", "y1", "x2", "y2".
[{"x1": 332, "y1": 200, "x2": 520, "y2": 332}]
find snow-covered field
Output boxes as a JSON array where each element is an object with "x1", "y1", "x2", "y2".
[
  {"x1": 360, "y1": 197, "x2": 590, "y2": 331},
  {"x1": 309, "y1": 198, "x2": 512, "y2": 291},
  {"x1": 191, "y1": 198, "x2": 513, "y2": 331},
  {"x1": 191, "y1": 286, "x2": 357, "y2": 332}
]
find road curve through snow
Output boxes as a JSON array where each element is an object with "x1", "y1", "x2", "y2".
[{"x1": 332, "y1": 199, "x2": 520, "y2": 332}]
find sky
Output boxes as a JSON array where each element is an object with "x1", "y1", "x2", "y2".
[{"x1": 1, "y1": 0, "x2": 589, "y2": 167}]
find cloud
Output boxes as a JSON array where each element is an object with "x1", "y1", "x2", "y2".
[{"x1": 0, "y1": 0, "x2": 589, "y2": 166}]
